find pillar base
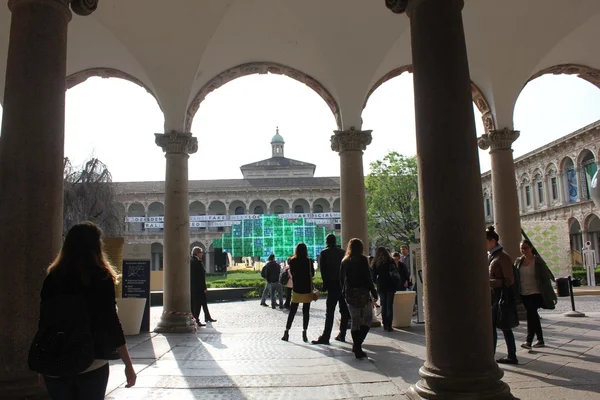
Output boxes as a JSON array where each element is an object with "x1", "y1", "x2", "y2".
[
  {"x1": 0, "y1": 376, "x2": 47, "y2": 400},
  {"x1": 154, "y1": 313, "x2": 195, "y2": 333},
  {"x1": 406, "y1": 365, "x2": 517, "y2": 400}
]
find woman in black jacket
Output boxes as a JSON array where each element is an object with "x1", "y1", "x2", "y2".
[
  {"x1": 282, "y1": 243, "x2": 314, "y2": 342},
  {"x1": 33, "y1": 222, "x2": 136, "y2": 399},
  {"x1": 341, "y1": 238, "x2": 378, "y2": 358},
  {"x1": 372, "y1": 247, "x2": 403, "y2": 332}
]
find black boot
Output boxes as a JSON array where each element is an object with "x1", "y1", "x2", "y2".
[
  {"x1": 281, "y1": 330, "x2": 289, "y2": 341},
  {"x1": 302, "y1": 330, "x2": 308, "y2": 343},
  {"x1": 350, "y1": 330, "x2": 362, "y2": 357}
]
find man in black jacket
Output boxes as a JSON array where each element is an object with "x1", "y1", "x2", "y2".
[
  {"x1": 312, "y1": 234, "x2": 350, "y2": 344},
  {"x1": 190, "y1": 247, "x2": 216, "y2": 326}
]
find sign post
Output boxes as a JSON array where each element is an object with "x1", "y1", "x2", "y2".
[{"x1": 122, "y1": 243, "x2": 151, "y2": 332}]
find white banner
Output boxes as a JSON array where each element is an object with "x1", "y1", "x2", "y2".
[
  {"x1": 229, "y1": 214, "x2": 261, "y2": 221},
  {"x1": 127, "y1": 213, "x2": 341, "y2": 224},
  {"x1": 190, "y1": 215, "x2": 227, "y2": 222},
  {"x1": 310, "y1": 212, "x2": 340, "y2": 219},
  {"x1": 126, "y1": 216, "x2": 146, "y2": 222},
  {"x1": 145, "y1": 222, "x2": 164, "y2": 229},
  {"x1": 147, "y1": 216, "x2": 164, "y2": 222}
]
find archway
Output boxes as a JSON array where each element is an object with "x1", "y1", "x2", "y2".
[
  {"x1": 208, "y1": 201, "x2": 226, "y2": 232},
  {"x1": 249, "y1": 200, "x2": 268, "y2": 215},
  {"x1": 270, "y1": 199, "x2": 289, "y2": 215},
  {"x1": 189, "y1": 201, "x2": 206, "y2": 232},
  {"x1": 229, "y1": 200, "x2": 247, "y2": 215},
  {"x1": 127, "y1": 202, "x2": 145, "y2": 233},
  {"x1": 586, "y1": 214, "x2": 600, "y2": 264},
  {"x1": 578, "y1": 149, "x2": 597, "y2": 201},
  {"x1": 312, "y1": 198, "x2": 331, "y2": 213},
  {"x1": 147, "y1": 202, "x2": 164, "y2": 234},
  {"x1": 569, "y1": 218, "x2": 583, "y2": 266},
  {"x1": 560, "y1": 157, "x2": 578, "y2": 204},
  {"x1": 187, "y1": 62, "x2": 341, "y2": 132},
  {"x1": 292, "y1": 199, "x2": 310, "y2": 214},
  {"x1": 65, "y1": 74, "x2": 164, "y2": 182},
  {"x1": 150, "y1": 243, "x2": 164, "y2": 271}
]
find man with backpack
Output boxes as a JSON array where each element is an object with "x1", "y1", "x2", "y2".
[{"x1": 312, "y1": 234, "x2": 350, "y2": 344}]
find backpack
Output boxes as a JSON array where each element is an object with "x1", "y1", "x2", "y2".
[
  {"x1": 389, "y1": 262, "x2": 403, "y2": 290},
  {"x1": 28, "y1": 292, "x2": 95, "y2": 377},
  {"x1": 279, "y1": 269, "x2": 290, "y2": 285}
]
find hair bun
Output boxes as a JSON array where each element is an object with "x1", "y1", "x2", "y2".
[{"x1": 487, "y1": 225, "x2": 496, "y2": 232}]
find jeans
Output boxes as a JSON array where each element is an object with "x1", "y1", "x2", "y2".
[
  {"x1": 492, "y1": 302, "x2": 517, "y2": 359},
  {"x1": 261, "y1": 282, "x2": 271, "y2": 304},
  {"x1": 44, "y1": 363, "x2": 109, "y2": 400},
  {"x1": 379, "y1": 291, "x2": 396, "y2": 329},
  {"x1": 522, "y1": 294, "x2": 544, "y2": 344},
  {"x1": 321, "y1": 285, "x2": 350, "y2": 340},
  {"x1": 270, "y1": 282, "x2": 284, "y2": 306}
]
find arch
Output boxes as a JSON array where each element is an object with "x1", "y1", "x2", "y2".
[
  {"x1": 189, "y1": 201, "x2": 206, "y2": 232},
  {"x1": 312, "y1": 198, "x2": 331, "y2": 213},
  {"x1": 584, "y1": 213, "x2": 600, "y2": 231},
  {"x1": 527, "y1": 64, "x2": 600, "y2": 91},
  {"x1": 147, "y1": 201, "x2": 164, "y2": 233},
  {"x1": 150, "y1": 242, "x2": 164, "y2": 271},
  {"x1": 292, "y1": 199, "x2": 310, "y2": 214},
  {"x1": 127, "y1": 202, "x2": 145, "y2": 233},
  {"x1": 186, "y1": 62, "x2": 342, "y2": 132},
  {"x1": 560, "y1": 156, "x2": 576, "y2": 172},
  {"x1": 569, "y1": 218, "x2": 582, "y2": 234},
  {"x1": 66, "y1": 67, "x2": 162, "y2": 111},
  {"x1": 249, "y1": 199, "x2": 267, "y2": 215},
  {"x1": 577, "y1": 148, "x2": 596, "y2": 167},
  {"x1": 332, "y1": 198, "x2": 341, "y2": 213},
  {"x1": 190, "y1": 241, "x2": 206, "y2": 255},
  {"x1": 363, "y1": 65, "x2": 496, "y2": 131},
  {"x1": 229, "y1": 200, "x2": 247, "y2": 215},
  {"x1": 545, "y1": 162, "x2": 558, "y2": 177},
  {"x1": 208, "y1": 200, "x2": 226, "y2": 214},
  {"x1": 269, "y1": 199, "x2": 289, "y2": 215}
]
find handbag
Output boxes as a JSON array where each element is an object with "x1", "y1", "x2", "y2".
[{"x1": 496, "y1": 285, "x2": 519, "y2": 330}]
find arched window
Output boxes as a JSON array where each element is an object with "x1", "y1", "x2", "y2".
[
  {"x1": 314, "y1": 204, "x2": 323, "y2": 213},
  {"x1": 254, "y1": 206, "x2": 264, "y2": 214},
  {"x1": 274, "y1": 205, "x2": 284, "y2": 214},
  {"x1": 294, "y1": 205, "x2": 304, "y2": 214},
  {"x1": 235, "y1": 206, "x2": 244, "y2": 215}
]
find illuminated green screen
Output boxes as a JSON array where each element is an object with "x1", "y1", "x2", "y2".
[{"x1": 212, "y1": 215, "x2": 340, "y2": 260}]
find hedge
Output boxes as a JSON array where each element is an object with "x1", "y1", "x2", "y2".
[
  {"x1": 207, "y1": 277, "x2": 327, "y2": 298},
  {"x1": 572, "y1": 265, "x2": 600, "y2": 286}
]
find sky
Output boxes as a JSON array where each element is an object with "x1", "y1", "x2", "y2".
[{"x1": 1, "y1": 73, "x2": 600, "y2": 182}]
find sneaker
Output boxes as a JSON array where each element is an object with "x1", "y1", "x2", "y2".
[
  {"x1": 532, "y1": 341, "x2": 545, "y2": 348},
  {"x1": 521, "y1": 342, "x2": 532, "y2": 350},
  {"x1": 496, "y1": 357, "x2": 518, "y2": 365},
  {"x1": 334, "y1": 334, "x2": 346, "y2": 343},
  {"x1": 260, "y1": 303, "x2": 268, "y2": 307},
  {"x1": 311, "y1": 337, "x2": 330, "y2": 345}
]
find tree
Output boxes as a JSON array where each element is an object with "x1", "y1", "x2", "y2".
[
  {"x1": 63, "y1": 157, "x2": 124, "y2": 237},
  {"x1": 365, "y1": 152, "x2": 419, "y2": 250}
]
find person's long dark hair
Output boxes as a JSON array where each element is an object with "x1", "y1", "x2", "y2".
[
  {"x1": 372, "y1": 246, "x2": 393, "y2": 267},
  {"x1": 486, "y1": 225, "x2": 499, "y2": 244},
  {"x1": 47, "y1": 221, "x2": 118, "y2": 284},
  {"x1": 291, "y1": 242, "x2": 308, "y2": 260},
  {"x1": 344, "y1": 238, "x2": 364, "y2": 261}
]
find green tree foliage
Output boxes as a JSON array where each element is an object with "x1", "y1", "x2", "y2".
[
  {"x1": 63, "y1": 157, "x2": 124, "y2": 237},
  {"x1": 366, "y1": 152, "x2": 419, "y2": 249}
]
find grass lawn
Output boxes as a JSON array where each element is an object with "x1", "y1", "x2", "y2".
[{"x1": 206, "y1": 271, "x2": 261, "y2": 282}]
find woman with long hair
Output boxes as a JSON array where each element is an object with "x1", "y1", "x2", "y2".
[
  {"x1": 516, "y1": 239, "x2": 557, "y2": 350},
  {"x1": 33, "y1": 222, "x2": 136, "y2": 399},
  {"x1": 372, "y1": 247, "x2": 403, "y2": 332},
  {"x1": 487, "y1": 225, "x2": 518, "y2": 365},
  {"x1": 281, "y1": 243, "x2": 314, "y2": 342},
  {"x1": 341, "y1": 238, "x2": 378, "y2": 359}
]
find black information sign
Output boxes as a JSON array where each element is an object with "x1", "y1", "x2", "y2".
[{"x1": 122, "y1": 259, "x2": 151, "y2": 332}]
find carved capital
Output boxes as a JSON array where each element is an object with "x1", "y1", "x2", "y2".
[
  {"x1": 478, "y1": 128, "x2": 520, "y2": 152},
  {"x1": 155, "y1": 131, "x2": 198, "y2": 155},
  {"x1": 70, "y1": 0, "x2": 98, "y2": 15},
  {"x1": 331, "y1": 127, "x2": 372, "y2": 153},
  {"x1": 8, "y1": 0, "x2": 97, "y2": 17}
]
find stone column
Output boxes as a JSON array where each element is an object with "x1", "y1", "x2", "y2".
[
  {"x1": 386, "y1": 0, "x2": 515, "y2": 398},
  {"x1": 154, "y1": 132, "x2": 198, "y2": 333},
  {"x1": 0, "y1": 1, "x2": 97, "y2": 397},
  {"x1": 478, "y1": 128, "x2": 522, "y2": 259},
  {"x1": 331, "y1": 127, "x2": 372, "y2": 250}
]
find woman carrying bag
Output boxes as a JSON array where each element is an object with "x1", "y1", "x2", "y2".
[
  {"x1": 281, "y1": 243, "x2": 316, "y2": 342},
  {"x1": 341, "y1": 238, "x2": 378, "y2": 359},
  {"x1": 516, "y1": 239, "x2": 557, "y2": 350}
]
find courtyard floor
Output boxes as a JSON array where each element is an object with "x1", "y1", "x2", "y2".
[{"x1": 105, "y1": 297, "x2": 600, "y2": 399}]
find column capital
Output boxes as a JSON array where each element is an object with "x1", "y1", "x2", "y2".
[
  {"x1": 331, "y1": 127, "x2": 372, "y2": 153},
  {"x1": 477, "y1": 128, "x2": 520, "y2": 152},
  {"x1": 8, "y1": 0, "x2": 98, "y2": 16},
  {"x1": 385, "y1": 0, "x2": 464, "y2": 15},
  {"x1": 155, "y1": 131, "x2": 198, "y2": 155}
]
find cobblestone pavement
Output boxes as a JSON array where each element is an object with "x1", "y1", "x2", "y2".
[{"x1": 105, "y1": 297, "x2": 600, "y2": 399}]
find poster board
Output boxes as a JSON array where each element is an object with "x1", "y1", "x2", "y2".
[{"x1": 122, "y1": 243, "x2": 151, "y2": 332}]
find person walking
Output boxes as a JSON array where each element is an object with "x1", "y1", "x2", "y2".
[
  {"x1": 259, "y1": 260, "x2": 272, "y2": 307},
  {"x1": 283, "y1": 258, "x2": 293, "y2": 309},
  {"x1": 516, "y1": 239, "x2": 557, "y2": 350},
  {"x1": 191, "y1": 247, "x2": 216, "y2": 326},
  {"x1": 265, "y1": 254, "x2": 284, "y2": 309},
  {"x1": 487, "y1": 226, "x2": 519, "y2": 365},
  {"x1": 341, "y1": 238, "x2": 378, "y2": 359},
  {"x1": 372, "y1": 247, "x2": 405, "y2": 332},
  {"x1": 312, "y1": 234, "x2": 350, "y2": 344},
  {"x1": 281, "y1": 243, "x2": 314, "y2": 342},
  {"x1": 29, "y1": 222, "x2": 136, "y2": 399}
]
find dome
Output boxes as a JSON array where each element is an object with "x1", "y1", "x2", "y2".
[{"x1": 271, "y1": 127, "x2": 284, "y2": 143}]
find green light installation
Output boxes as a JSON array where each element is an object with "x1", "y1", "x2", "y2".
[{"x1": 212, "y1": 214, "x2": 340, "y2": 260}]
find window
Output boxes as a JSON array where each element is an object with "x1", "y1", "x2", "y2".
[
  {"x1": 235, "y1": 206, "x2": 244, "y2": 215},
  {"x1": 537, "y1": 181, "x2": 544, "y2": 204},
  {"x1": 485, "y1": 198, "x2": 491, "y2": 217},
  {"x1": 274, "y1": 205, "x2": 283, "y2": 214},
  {"x1": 551, "y1": 177, "x2": 558, "y2": 200},
  {"x1": 314, "y1": 204, "x2": 324, "y2": 213},
  {"x1": 294, "y1": 205, "x2": 304, "y2": 213},
  {"x1": 254, "y1": 206, "x2": 264, "y2": 214},
  {"x1": 525, "y1": 186, "x2": 531, "y2": 207}
]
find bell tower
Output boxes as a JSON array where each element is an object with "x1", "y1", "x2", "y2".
[{"x1": 271, "y1": 126, "x2": 285, "y2": 158}]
